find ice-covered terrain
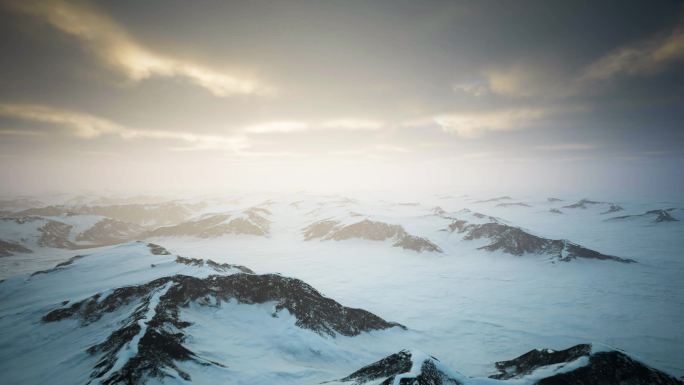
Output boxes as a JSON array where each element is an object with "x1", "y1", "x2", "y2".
[{"x1": 0, "y1": 193, "x2": 682, "y2": 384}]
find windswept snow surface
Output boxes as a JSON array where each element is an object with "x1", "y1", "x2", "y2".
[{"x1": 0, "y1": 193, "x2": 682, "y2": 383}]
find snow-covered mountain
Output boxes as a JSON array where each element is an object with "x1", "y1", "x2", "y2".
[
  {"x1": 147, "y1": 207, "x2": 271, "y2": 238},
  {"x1": 331, "y1": 344, "x2": 682, "y2": 385},
  {"x1": 0, "y1": 193, "x2": 682, "y2": 383}
]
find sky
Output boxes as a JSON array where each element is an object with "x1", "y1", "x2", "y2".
[{"x1": 0, "y1": 0, "x2": 683, "y2": 198}]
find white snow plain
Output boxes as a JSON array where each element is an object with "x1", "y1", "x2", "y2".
[{"x1": 0, "y1": 193, "x2": 682, "y2": 384}]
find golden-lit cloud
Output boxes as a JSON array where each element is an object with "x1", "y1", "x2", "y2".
[
  {"x1": 462, "y1": 20, "x2": 684, "y2": 100},
  {"x1": 6, "y1": 0, "x2": 266, "y2": 97},
  {"x1": 580, "y1": 22, "x2": 684, "y2": 81},
  {"x1": 320, "y1": 119, "x2": 385, "y2": 130},
  {"x1": 242, "y1": 121, "x2": 310, "y2": 134},
  {"x1": 433, "y1": 108, "x2": 546, "y2": 138},
  {"x1": 0, "y1": 104, "x2": 249, "y2": 151},
  {"x1": 242, "y1": 118, "x2": 384, "y2": 134}
]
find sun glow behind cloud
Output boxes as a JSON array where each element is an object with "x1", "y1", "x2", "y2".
[{"x1": 7, "y1": 0, "x2": 267, "y2": 97}]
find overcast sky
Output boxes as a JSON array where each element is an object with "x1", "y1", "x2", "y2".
[{"x1": 0, "y1": 0, "x2": 683, "y2": 197}]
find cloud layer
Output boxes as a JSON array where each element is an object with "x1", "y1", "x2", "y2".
[
  {"x1": 7, "y1": 0, "x2": 267, "y2": 97},
  {"x1": 0, "y1": 104, "x2": 249, "y2": 151}
]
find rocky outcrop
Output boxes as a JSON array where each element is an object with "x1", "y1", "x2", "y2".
[
  {"x1": 475, "y1": 196, "x2": 512, "y2": 203},
  {"x1": 608, "y1": 209, "x2": 679, "y2": 223},
  {"x1": 42, "y1": 273, "x2": 404, "y2": 384},
  {"x1": 535, "y1": 350, "x2": 683, "y2": 385},
  {"x1": 175, "y1": 255, "x2": 255, "y2": 274},
  {"x1": 0, "y1": 239, "x2": 32, "y2": 257},
  {"x1": 447, "y1": 219, "x2": 634, "y2": 263},
  {"x1": 496, "y1": 202, "x2": 531, "y2": 208},
  {"x1": 549, "y1": 209, "x2": 563, "y2": 214},
  {"x1": 304, "y1": 219, "x2": 442, "y2": 253},
  {"x1": 490, "y1": 344, "x2": 592, "y2": 379},
  {"x1": 147, "y1": 208, "x2": 270, "y2": 238},
  {"x1": 492, "y1": 344, "x2": 682, "y2": 385},
  {"x1": 31, "y1": 255, "x2": 86, "y2": 276},
  {"x1": 147, "y1": 242, "x2": 171, "y2": 255},
  {"x1": 393, "y1": 234, "x2": 443, "y2": 253},
  {"x1": 336, "y1": 350, "x2": 460, "y2": 385},
  {"x1": 336, "y1": 345, "x2": 683, "y2": 385},
  {"x1": 16, "y1": 202, "x2": 196, "y2": 227},
  {"x1": 601, "y1": 204, "x2": 624, "y2": 215},
  {"x1": 563, "y1": 199, "x2": 623, "y2": 214},
  {"x1": 547, "y1": 197, "x2": 563, "y2": 202},
  {"x1": 303, "y1": 219, "x2": 340, "y2": 240},
  {"x1": 75, "y1": 218, "x2": 145, "y2": 245},
  {"x1": 37, "y1": 220, "x2": 74, "y2": 249},
  {"x1": 562, "y1": 199, "x2": 603, "y2": 209}
]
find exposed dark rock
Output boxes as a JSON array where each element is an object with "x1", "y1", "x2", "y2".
[
  {"x1": 326, "y1": 219, "x2": 403, "y2": 241},
  {"x1": 175, "y1": 255, "x2": 255, "y2": 274},
  {"x1": 55, "y1": 254, "x2": 86, "y2": 268},
  {"x1": 42, "y1": 272, "x2": 404, "y2": 384},
  {"x1": 608, "y1": 209, "x2": 679, "y2": 223},
  {"x1": 339, "y1": 345, "x2": 682, "y2": 385},
  {"x1": 340, "y1": 350, "x2": 413, "y2": 383},
  {"x1": 30, "y1": 255, "x2": 86, "y2": 276},
  {"x1": 475, "y1": 196, "x2": 512, "y2": 203},
  {"x1": 147, "y1": 243, "x2": 171, "y2": 255},
  {"x1": 175, "y1": 255, "x2": 203, "y2": 267},
  {"x1": 449, "y1": 220, "x2": 634, "y2": 263},
  {"x1": 653, "y1": 210, "x2": 679, "y2": 222},
  {"x1": 0, "y1": 239, "x2": 32, "y2": 257},
  {"x1": 37, "y1": 220, "x2": 74, "y2": 248},
  {"x1": 537, "y1": 350, "x2": 683, "y2": 385},
  {"x1": 549, "y1": 209, "x2": 563, "y2": 214},
  {"x1": 1, "y1": 215, "x2": 43, "y2": 225},
  {"x1": 562, "y1": 199, "x2": 602, "y2": 209},
  {"x1": 303, "y1": 219, "x2": 340, "y2": 240},
  {"x1": 496, "y1": 202, "x2": 531, "y2": 208},
  {"x1": 393, "y1": 234, "x2": 443, "y2": 253},
  {"x1": 147, "y1": 209, "x2": 270, "y2": 238},
  {"x1": 205, "y1": 259, "x2": 255, "y2": 274},
  {"x1": 600, "y1": 204, "x2": 624, "y2": 215},
  {"x1": 16, "y1": 202, "x2": 196, "y2": 227},
  {"x1": 75, "y1": 218, "x2": 145, "y2": 245},
  {"x1": 336, "y1": 350, "x2": 461, "y2": 385},
  {"x1": 547, "y1": 197, "x2": 564, "y2": 202},
  {"x1": 562, "y1": 199, "x2": 623, "y2": 211},
  {"x1": 304, "y1": 219, "x2": 442, "y2": 253},
  {"x1": 490, "y1": 344, "x2": 592, "y2": 379},
  {"x1": 43, "y1": 273, "x2": 404, "y2": 334}
]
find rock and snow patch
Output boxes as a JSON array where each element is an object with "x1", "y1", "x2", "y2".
[
  {"x1": 40, "y1": 270, "x2": 404, "y2": 384},
  {"x1": 443, "y1": 212, "x2": 634, "y2": 263},
  {"x1": 607, "y1": 209, "x2": 679, "y2": 223},
  {"x1": 334, "y1": 344, "x2": 683, "y2": 385},
  {"x1": 146, "y1": 207, "x2": 271, "y2": 238},
  {"x1": 303, "y1": 218, "x2": 442, "y2": 253}
]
